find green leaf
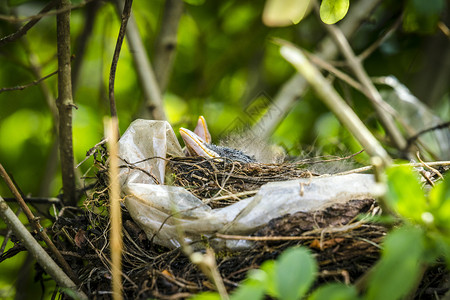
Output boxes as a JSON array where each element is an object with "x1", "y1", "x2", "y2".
[
  {"x1": 188, "y1": 291, "x2": 221, "y2": 300},
  {"x1": 263, "y1": 0, "x2": 312, "y2": 27},
  {"x1": 366, "y1": 226, "x2": 426, "y2": 300},
  {"x1": 260, "y1": 260, "x2": 277, "y2": 297},
  {"x1": 230, "y1": 269, "x2": 267, "y2": 300},
  {"x1": 403, "y1": 0, "x2": 444, "y2": 33},
  {"x1": 319, "y1": 0, "x2": 350, "y2": 24},
  {"x1": 386, "y1": 165, "x2": 427, "y2": 222},
  {"x1": 274, "y1": 247, "x2": 317, "y2": 300},
  {"x1": 429, "y1": 172, "x2": 450, "y2": 230},
  {"x1": 308, "y1": 283, "x2": 359, "y2": 300}
]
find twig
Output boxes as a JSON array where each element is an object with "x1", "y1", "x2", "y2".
[
  {"x1": 0, "y1": 163, "x2": 79, "y2": 284},
  {"x1": 280, "y1": 42, "x2": 392, "y2": 165},
  {"x1": 109, "y1": 0, "x2": 133, "y2": 139},
  {"x1": 0, "y1": 207, "x2": 22, "y2": 255},
  {"x1": 358, "y1": 15, "x2": 402, "y2": 61},
  {"x1": 106, "y1": 118, "x2": 123, "y2": 300},
  {"x1": 215, "y1": 233, "x2": 316, "y2": 241},
  {"x1": 0, "y1": 70, "x2": 57, "y2": 93},
  {"x1": 438, "y1": 21, "x2": 450, "y2": 38},
  {"x1": 251, "y1": 0, "x2": 382, "y2": 139},
  {"x1": 0, "y1": 0, "x2": 95, "y2": 23},
  {"x1": 72, "y1": 0, "x2": 102, "y2": 91},
  {"x1": 113, "y1": 0, "x2": 167, "y2": 121},
  {"x1": 2, "y1": 197, "x2": 61, "y2": 205},
  {"x1": 0, "y1": 196, "x2": 87, "y2": 300},
  {"x1": 0, "y1": 1, "x2": 57, "y2": 48},
  {"x1": 405, "y1": 121, "x2": 450, "y2": 152},
  {"x1": 305, "y1": 51, "x2": 364, "y2": 92},
  {"x1": 56, "y1": 0, "x2": 77, "y2": 206},
  {"x1": 333, "y1": 160, "x2": 450, "y2": 176},
  {"x1": 153, "y1": 0, "x2": 184, "y2": 92},
  {"x1": 323, "y1": 23, "x2": 408, "y2": 153}
]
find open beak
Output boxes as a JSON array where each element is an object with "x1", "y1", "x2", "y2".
[
  {"x1": 193, "y1": 116, "x2": 212, "y2": 144},
  {"x1": 179, "y1": 127, "x2": 220, "y2": 158}
]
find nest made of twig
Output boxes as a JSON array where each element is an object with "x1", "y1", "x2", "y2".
[
  {"x1": 49, "y1": 146, "x2": 448, "y2": 299},
  {"x1": 166, "y1": 156, "x2": 316, "y2": 208}
]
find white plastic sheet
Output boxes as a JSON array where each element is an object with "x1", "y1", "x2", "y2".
[{"x1": 119, "y1": 119, "x2": 377, "y2": 249}]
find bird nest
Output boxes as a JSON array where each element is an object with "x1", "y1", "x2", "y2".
[
  {"x1": 166, "y1": 156, "x2": 315, "y2": 208},
  {"x1": 48, "y1": 145, "x2": 447, "y2": 299}
]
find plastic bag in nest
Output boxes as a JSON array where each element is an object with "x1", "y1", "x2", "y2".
[{"x1": 119, "y1": 119, "x2": 378, "y2": 250}]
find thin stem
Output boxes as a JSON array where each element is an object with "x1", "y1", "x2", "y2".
[
  {"x1": 113, "y1": 0, "x2": 166, "y2": 120},
  {"x1": 324, "y1": 24, "x2": 408, "y2": 153},
  {"x1": 56, "y1": 0, "x2": 77, "y2": 206},
  {"x1": 109, "y1": 0, "x2": 133, "y2": 138},
  {"x1": 0, "y1": 70, "x2": 57, "y2": 93},
  {"x1": 106, "y1": 118, "x2": 123, "y2": 300},
  {"x1": 153, "y1": 0, "x2": 184, "y2": 92},
  {"x1": 0, "y1": 1, "x2": 57, "y2": 47},
  {"x1": 0, "y1": 196, "x2": 87, "y2": 299},
  {"x1": 0, "y1": 163, "x2": 79, "y2": 284},
  {"x1": 251, "y1": 0, "x2": 383, "y2": 139},
  {"x1": 280, "y1": 43, "x2": 392, "y2": 165}
]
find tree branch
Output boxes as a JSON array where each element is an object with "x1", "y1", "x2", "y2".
[
  {"x1": 109, "y1": 0, "x2": 133, "y2": 138},
  {"x1": 0, "y1": 196, "x2": 87, "y2": 299},
  {"x1": 0, "y1": 0, "x2": 57, "y2": 48},
  {"x1": 114, "y1": 0, "x2": 167, "y2": 121},
  {"x1": 153, "y1": 0, "x2": 184, "y2": 92},
  {"x1": 72, "y1": 0, "x2": 102, "y2": 91},
  {"x1": 323, "y1": 24, "x2": 408, "y2": 153},
  {"x1": 280, "y1": 43, "x2": 392, "y2": 166},
  {"x1": 251, "y1": 0, "x2": 382, "y2": 139},
  {"x1": 56, "y1": 0, "x2": 77, "y2": 206},
  {"x1": 0, "y1": 0, "x2": 95, "y2": 23},
  {"x1": 0, "y1": 70, "x2": 57, "y2": 93},
  {"x1": 0, "y1": 163, "x2": 79, "y2": 284}
]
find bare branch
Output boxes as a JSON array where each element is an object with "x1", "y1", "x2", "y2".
[
  {"x1": 114, "y1": 0, "x2": 167, "y2": 121},
  {"x1": 72, "y1": 0, "x2": 102, "y2": 91},
  {"x1": 0, "y1": 70, "x2": 57, "y2": 93},
  {"x1": 280, "y1": 43, "x2": 392, "y2": 165},
  {"x1": 56, "y1": 0, "x2": 77, "y2": 206},
  {"x1": 251, "y1": 0, "x2": 383, "y2": 139},
  {"x1": 0, "y1": 0, "x2": 95, "y2": 23},
  {"x1": 154, "y1": 0, "x2": 184, "y2": 92},
  {"x1": 0, "y1": 163, "x2": 79, "y2": 284},
  {"x1": 105, "y1": 118, "x2": 123, "y2": 300},
  {"x1": 0, "y1": 196, "x2": 87, "y2": 299},
  {"x1": 109, "y1": 0, "x2": 133, "y2": 138},
  {"x1": 358, "y1": 15, "x2": 402, "y2": 61},
  {"x1": 0, "y1": 1, "x2": 57, "y2": 48},
  {"x1": 323, "y1": 24, "x2": 408, "y2": 153}
]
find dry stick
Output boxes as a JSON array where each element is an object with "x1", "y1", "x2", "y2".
[
  {"x1": 0, "y1": 163, "x2": 79, "y2": 284},
  {"x1": 252, "y1": 0, "x2": 382, "y2": 139},
  {"x1": 109, "y1": 0, "x2": 133, "y2": 138},
  {"x1": 358, "y1": 15, "x2": 402, "y2": 61},
  {"x1": 113, "y1": 0, "x2": 167, "y2": 121},
  {"x1": 72, "y1": 0, "x2": 102, "y2": 91},
  {"x1": 280, "y1": 44, "x2": 392, "y2": 166},
  {"x1": 334, "y1": 160, "x2": 450, "y2": 176},
  {"x1": 0, "y1": 0, "x2": 57, "y2": 47},
  {"x1": 106, "y1": 118, "x2": 123, "y2": 300},
  {"x1": 56, "y1": 0, "x2": 77, "y2": 206},
  {"x1": 0, "y1": 196, "x2": 87, "y2": 300},
  {"x1": 153, "y1": 0, "x2": 184, "y2": 92},
  {"x1": 0, "y1": 70, "x2": 57, "y2": 93},
  {"x1": 323, "y1": 24, "x2": 408, "y2": 153},
  {"x1": 0, "y1": 0, "x2": 95, "y2": 23}
]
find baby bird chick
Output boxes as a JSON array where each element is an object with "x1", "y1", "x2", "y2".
[{"x1": 180, "y1": 116, "x2": 256, "y2": 163}]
